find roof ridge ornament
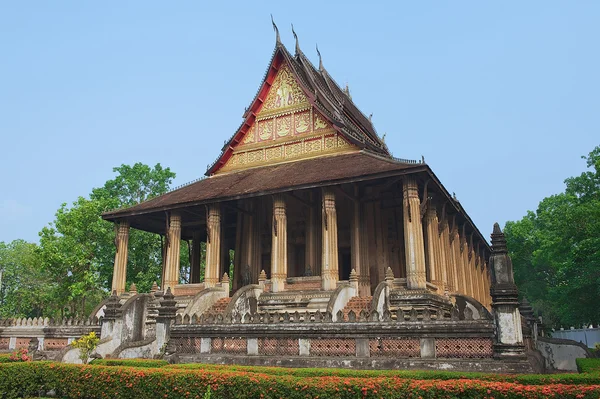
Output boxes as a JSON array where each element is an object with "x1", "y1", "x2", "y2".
[
  {"x1": 316, "y1": 43, "x2": 324, "y2": 72},
  {"x1": 291, "y1": 23, "x2": 300, "y2": 55},
  {"x1": 271, "y1": 14, "x2": 281, "y2": 44}
]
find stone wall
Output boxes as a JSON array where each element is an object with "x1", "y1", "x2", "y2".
[
  {"x1": 0, "y1": 317, "x2": 100, "y2": 353},
  {"x1": 536, "y1": 336, "x2": 592, "y2": 372}
]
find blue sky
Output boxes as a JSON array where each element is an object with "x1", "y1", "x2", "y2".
[{"x1": 1, "y1": 2, "x2": 598, "y2": 243}]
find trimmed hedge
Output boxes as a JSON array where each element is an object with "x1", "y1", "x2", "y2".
[
  {"x1": 577, "y1": 358, "x2": 600, "y2": 374},
  {"x1": 167, "y1": 363, "x2": 600, "y2": 385},
  {"x1": 0, "y1": 354, "x2": 11, "y2": 363},
  {"x1": 90, "y1": 358, "x2": 168, "y2": 368},
  {"x1": 1, "y1": 362, "x2": 600, "y2": 399}
]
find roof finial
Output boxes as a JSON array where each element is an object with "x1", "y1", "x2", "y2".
[
  {"x1": 343, "y1": 82, "x2": 352, "y2": 100},
  {"x1": 271, "y1": 14, "x2": 281, "y2": 44},
  {"x1": 316, "y1": 43, "x2": 324, "y2": 72},
  {"x1": 291, "y1": 23, "x2": 300, "y2": 54}
]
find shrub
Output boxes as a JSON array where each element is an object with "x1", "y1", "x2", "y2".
[
  {"x1": 8, "y1": 347, "x2": 31, "y2": 362},
  {"x1": 70, "y1": 331, "x2": 99, "y2": 364},
  {"x1": 1, "y1": 362, "x2": 600, "y2": 399},
  {"x1": 577, "y1": 358, "x2": 600, "y2": 374},
  {"x1": 0, "y1": 354, "x2": 12, "y2": 363},
  {"x1": 90, "y1": 358, "x2": 168, "y2": 368}
]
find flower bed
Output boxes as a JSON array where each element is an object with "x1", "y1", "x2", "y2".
[
  {"x1": 1, "y1": 362, "x2": 600, "y2": 399},
  {"x1": 167, "y1": 363, "x2": 600, "y2": 385}
]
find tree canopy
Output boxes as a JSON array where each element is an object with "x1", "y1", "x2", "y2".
[
  {"x1": 505, "y1": 145, "x2": 600, "y2": 328},
  {"x1": 0, "y1": 162, "x2": 189, "y2": 319}
]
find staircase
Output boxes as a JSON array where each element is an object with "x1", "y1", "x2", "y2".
[{"x1": 341, "y1": 296, "x2": 373, "y2": 321}]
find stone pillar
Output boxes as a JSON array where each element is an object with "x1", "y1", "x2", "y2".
[
  {"x1": 321, "y1": 188, "x2": 339, "y2": 290},
  {"x1": 271, "y1": 195, "x2": 287, "y2": 292},
  {"x1": 459, "y1": 231, "x2": 469, "y2": 296},
  {"x1": 440, "y1": 218, "x2": 454, "y2": 292},
  {"x1": 163, "y1": 213, "x2": 181, "y2": 292},
  {"x1": 111, "y1": 221, "x2": 130, "y2": 295},
  {"x1": 156, "y1": 288, "x2": 177, "y2": 355},
  {"x1": 483, "y1": 257, "x2": 491, "y2": 308},
  {"x1": 403, "y1": 177, "x2": 427, "y2": 290},
  {"x1": 477, "y1": 252, "x2": 486, "y2": 304},
  {"x1": 436, "y1": 217, "x2": 448, "y2": 294},
  {"x1": 490, "y1": 223, "x2": 525, "y2": 358},
  {"x1": 205, "y1": 204, "x2": 221, "y2": 288},
  {"x1": 471, "y1": 252, "x2": 480, "y2": 302},
  {"x1": 351, "y1": 191, "x2": 370, "y2": 296},
  {"x1": 450, "y1": 224, "x2": 461, "y2": 293},
  {"x1": 100, "y1": 291, "x2": 122, "y2": 339},
  {"x1": 190, "y1": 231, "x2": 202, "y2": 284},
  {"x1": 424, "y1": 204, "x2": 445, "y2": 292}
]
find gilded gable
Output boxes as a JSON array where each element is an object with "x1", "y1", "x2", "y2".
[{"x1": 217, "y1": 61, "x2": 357, "y2": 173}]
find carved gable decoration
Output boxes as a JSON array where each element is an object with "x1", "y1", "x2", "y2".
[
  {"x1": 259, "y1": 63, "x2": 309, "y2": 116},
  {"x1": 218, "y1": 61, "x2": 356, "y2": 173}
]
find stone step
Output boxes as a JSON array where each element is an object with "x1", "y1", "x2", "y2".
[
  {"x1": 204, "y1": 297, "x2": 231, "y2": 316},
  {"x1": 341, "y1": 296, "x2": 373, "y2": 321}
]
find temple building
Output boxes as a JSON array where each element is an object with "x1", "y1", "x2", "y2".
[
  {"x1": 103, "y1": 27, "x2": 493, "y2": 317},
  {"x1": 4, "y1": 26, "x2": 569, "y2": 373}
]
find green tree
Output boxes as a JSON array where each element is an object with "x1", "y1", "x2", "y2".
[
  {"x1": 505, "y1": 145, "x2": 600, "y2": 327},
  {"x1": 38, "y1": 162, "x2": 185, "y2": 318},
  {"x1": 0, "y1": 240, "x2": 52, "y2": 318}
]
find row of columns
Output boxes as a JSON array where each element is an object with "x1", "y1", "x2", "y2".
[
  {"x1": 110, "y1": 179, "x2": 492, "y2": 307},
  {"x1": 420, "y1": 201, "x2": 492, "y2": 307}
]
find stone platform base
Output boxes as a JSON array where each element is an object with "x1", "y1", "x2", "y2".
[{"x1": 175, "y1": 354, "x2": 535, "y2": 374}]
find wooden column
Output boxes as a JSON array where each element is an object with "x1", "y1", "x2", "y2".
[
  {"x1": 204, "y1": 204, "x2": 221, "y2": 288},
  {"x1": 164, "y1": 213, "x2": 182, "y2": 292},
  {"x1": 321, "y1": 188, "x2": 339, "y2": 290},
  {"x1": 403, "y1": 177, "x2": 427, "y2": 290},
  {"x1": 245, "y1": 199, "x2": 262, "y2": 284},
  {"x1": 351, "y1": 189, "x2": 370, "y2": 296},
  {"x1": 111, "y1": 221, "x2": 130, "y2": 295},
  {"x1": 271, "y1": 195, "x2": 287, "y2": 292},
  {"x1": 305, "y1": 192, "x2": 319, "y2": 277},
  {"x1": 190, "y1": 231, "x2": 202, "y2": 284}
]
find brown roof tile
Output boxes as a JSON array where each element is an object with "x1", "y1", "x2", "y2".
[{"x1": 103, "y1": 151, "x2": 424, "y2": 220}]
